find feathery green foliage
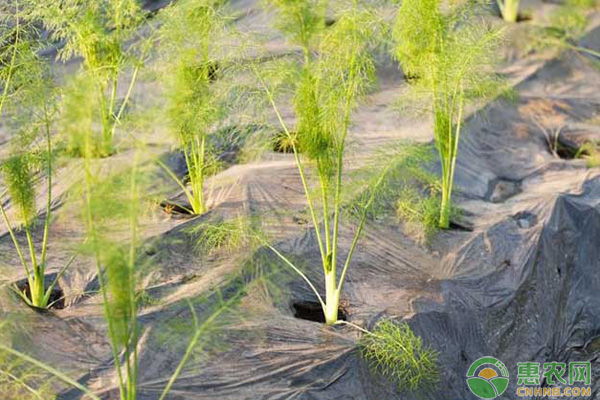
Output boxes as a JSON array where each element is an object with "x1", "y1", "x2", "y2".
[
  {"x1": 265, "y1": 0, "x2": 327, "y2": 56},
  {"x1": 256, "y1": 0, "x2": 397, "y2": 325},
  {"x1": 393, "y1": 0, "x2": 503, "y2": 228},
  {"x1": 2, "y1": 155, "x2": 36, "y2": 226},
  {"x1": 79, "y1": 144, "x2": 250, "y2": 399},
  {"x1": 80, "y1": 154, "x2": 142, "y2": 400},
  {"x1": 549, "y1": 0, "x2": 595, "y2": 40},
  {"x1": 191, "y1": 214, "x2": 255, "y2": 255},
  {"x1": 0, "y1": 348, "x2": 57, "y2": 399},
  {"x1": 397, "y1": 187, "x2": 443, "y2": 242},
  {"x1": 59, "y1": 75, "x2": 96, "y2": 156},
  {"x1": 525, "y1": 0, "x2": 598, "y2": 58},
  {"x1": 497, "y1": 0, "x2": 520, "y2": 23},
  {"x1": 27, "y1": 0, "x2": 146, "y2": 157},
  {"x1": 158, "y1": 0, "x2": 230, "y2": 215},
  {"x1": 360, "y1": 320, "x2": 439, "y2": 394}
]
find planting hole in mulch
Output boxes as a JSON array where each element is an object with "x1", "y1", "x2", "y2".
[
  {"x1": 555, "y1": 140, "x2": 583, "y2": 160},
  {"x1": 160, "y1": 200, "x2": 196, "y2": 219},
  {"x1": 14, "y1": 274, "x2": 65, "y2": 310},
  {"x1": 292, "y1": 300, "x2": 347, "y2": 323},
  {"x1": 513, "y1": 211, "x2": 537, "y2": 229},
  {"x1": 448, "y1": 220, "x2": 474, "y2": 232}
]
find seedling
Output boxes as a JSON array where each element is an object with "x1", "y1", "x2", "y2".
[{"x1": 392, "y1": 0, "x2": 502, "y2": 228}]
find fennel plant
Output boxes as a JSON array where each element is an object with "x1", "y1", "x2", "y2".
[
  {"x1": 158, "y1": 0, "x2": 229, "y2": 215},
  {"x1": 0, "y1": 5, "x2": 75, "y2": 309},
  {"x1": 28, "y1": 0, "x2": 146, "y2": 157},
  {"x1": 78, "y1": 132, "x2": 248, "y2": 400},
  {"x1": 257, "y1": 0, "x2": 391, "y2": 325},
  {"x1": 392, "y1": 0, "x2": 502, "y2": 228},
  {"x1": 79, "y1": 136, "x2": 143, "y2": 400}
]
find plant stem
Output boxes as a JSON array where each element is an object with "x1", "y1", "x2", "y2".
[
  {"x1": 40, "y1": 103, "x2": 53, "y2": 273},
  {"x1": 190, "y1": 134, "x2": 207, "y2": 214},
  {"x1": 111, "y1": 63, "x2": 141, "y2": 138},
  {"x1": 127, "y1": 152, "x2": 139, "y2": 400},
  {"x1": 23, "y1": 226, "x2": 44, "y2": 307},
  {"x1": 324, "y1": 271, "x2": 339, "y2": 324},
  {"x1": 0, "y1": 199, "x2": 31, "y2": 286},
  {"x1": 444, "y1": 91, "x2": 464, "y2": 228},
  {"x1": 253, "y1": 64, "x2": 328, "y2": 270},
  {"x1": 497, "y1": 0, "x2": 520, "y2": 23}
]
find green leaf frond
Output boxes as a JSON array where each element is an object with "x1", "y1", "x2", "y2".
[
  {"x1": 102, "y1": 245, "x2": 136, "y2": 348},
  {"x1": 294, "y1": 67, "x2": 335, "y2": 178},
  {"x1": 1, "y1": 153, "x2": 37, "y2": 227},
  {"x1": 344, "y1": 142, "x2": 435, "y2": 220},
  {"x1": 287, "y1": 1, "x2": 385, "y2": 179},
  {"x1": 393, "y1": 0, "x2": 503, "y2": 106},
  {"x1": 548, "y1": 0, "x2": 597, "y2": 41},
  {"x1": 317, "y1": 2, "x2": 384, "y2": 113},
  {"x1": 189, "y1": 214, "x2": 261, "y2": 255},
  {"x1": 0, "y1": 317, "x2": 57, "y2": 399},
  {"x1": 59, "y1": 74, "x2": 96, "y2": 157},
  {"x1": 263, "y1": 0, "x2": 328, "y2": 52},
  {"x1": 360, "y1": 319, "x2": 439, "y2": 394},
  {"x1": 0, "y1": 349, "x2": 57, "y2": 400},
  {"x1": 158, "y1": 0, "x2": 242, "y2": 214},
  {"x1": 27, "y1": 0, "x2": 144, "y2": 69}
]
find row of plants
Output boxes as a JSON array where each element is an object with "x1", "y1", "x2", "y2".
[{"x1": 1, "y1": 0, "x2": 597, "y2": 398}]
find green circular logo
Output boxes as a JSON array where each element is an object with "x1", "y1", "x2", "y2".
[{"x1": 466, "y1": 357, "x2": 510, "y2": 399}]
